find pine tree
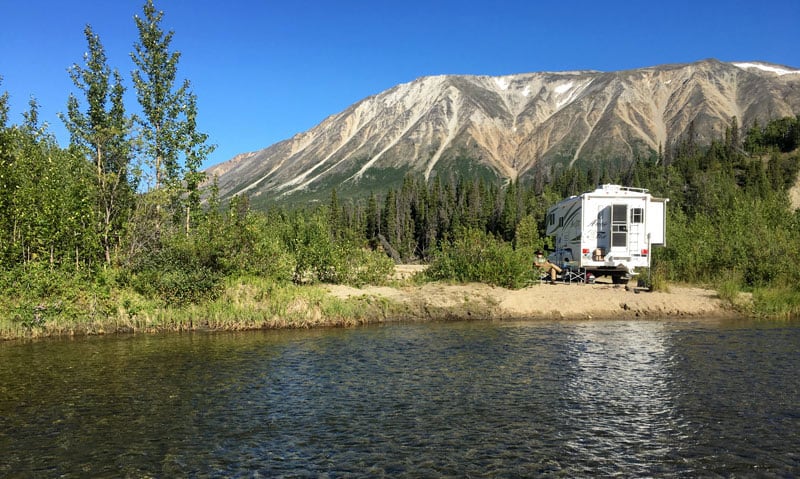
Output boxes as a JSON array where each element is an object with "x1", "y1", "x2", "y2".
[
  {"x1": 328, "y1": 187, "x2": 340, "y2": 238},
  {"x1": 365, "y1": 192, "x2": 379, "y2": 241},
  {"x1": 500, "y1": 181, "x2": 518, "y2": 241}
]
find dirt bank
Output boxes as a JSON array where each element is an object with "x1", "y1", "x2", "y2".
[{"x1": 328, "y1": 266, "x2": 736, "y2": 320}]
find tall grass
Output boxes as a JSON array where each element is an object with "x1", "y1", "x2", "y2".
[
  {"x1": 0, "y1": 275, "x2": 408, "y2": 339},
  {"x1": 716, "y1": 270, "x2": 744, "y2": 304},
  {"x1": 752, "y1": 287, "x2": 800, "y2": 319}
]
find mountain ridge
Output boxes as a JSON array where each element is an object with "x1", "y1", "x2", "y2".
[{"x1": 207, "y1": 59, "x2": 800, "y2": 205}]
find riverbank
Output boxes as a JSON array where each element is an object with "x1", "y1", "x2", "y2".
[
  {"x1": 0, "y1": 267, "x2": 744, "y2": 340},
  {"x1": 326, "y1": 280, "x2": 737, "y2": 321}
]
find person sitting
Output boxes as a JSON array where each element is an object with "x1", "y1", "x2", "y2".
[{"x1": 534, "y1": 250, "x2": 562, "y2": 284}]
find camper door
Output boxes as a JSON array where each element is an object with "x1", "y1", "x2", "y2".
[
  {"x1": 611, "y1": 204, "x2": 628, "y2": 252},
  {"x1": 595, "y1": 204, "x2": 632, "y2": 255}
]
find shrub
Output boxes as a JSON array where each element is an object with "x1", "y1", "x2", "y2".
[
  {"x1": 281, "y1": 211, "x2": 393, "y2": 286},
  {"x1": 0, "y1": 263, "x2": 118, "y2": 327},
  {"x1": 123, "y1": 235, "x2": 226, "y2": 306},
  {"x1": 338, "y1": 246, "x2": 395, "y2": 287},
  {"x1": 426, "y1": 227, "x2": 535, "y2": 289}
]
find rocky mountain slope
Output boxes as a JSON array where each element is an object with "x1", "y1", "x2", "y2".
[{"x1": 207, "y1": 59, "x2": 800, "y2": 205}]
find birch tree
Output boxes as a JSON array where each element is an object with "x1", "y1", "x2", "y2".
[
  {"x1": 130, "y1": 0, "x2": 214, "y2": 234},
  {"x1": 62, "y1": 25, "x2": 133, "y2": 265}
]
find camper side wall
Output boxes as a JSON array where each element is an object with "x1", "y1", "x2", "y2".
[{"x1": 546, "y1": 198, "x2": 584, "y2": 268}]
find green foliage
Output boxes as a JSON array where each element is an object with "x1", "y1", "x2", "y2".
[
  {"x1": 0, "y1": 122, "x2": 100, "y2": 267},
  {"x1": 131, "y1": 0, "x2": 214, "y2": 233},
  {"x1": 648, "y1": 262, "x2": 669, "y2": 292},
  {"x1": 210, "y1": 200, "x2": 296, "y2": 282},
  {"x1": 0, "y1": 77, "x2": 8, "y2": 128},
  {"x1": 0, "y1": 263, "x2": 114, "y2": 328},
  {"x1": 4, "y1": 0, "x2": 800, "y2": 324},
  {"x1": 284, "y1": 209, "x2": 393, "y2": 286},
  {"x1": 661, "y1": 189, "x2": 800, "y2": 289},
  {"x1": 716, "y1": 270, "x2": 743, "y2": 304},
  {"x1": 752, "y1": 287, "x2": 800, "y2": 319},
  {"x1": 513, "y1": 214, "x2": 547, "y2": 251},
  {"x1": 426, "y1": 227, "x2": 535, "y2": 289},
  {"x1": 123, "y1": 233, "x2": 226, "y2": 306},
  {"x1": 61, "y1": 25, "x2": 134, "y2": 264},
  {"x1": 751, "y1": 115, "x2": 800, "y2": 153}
]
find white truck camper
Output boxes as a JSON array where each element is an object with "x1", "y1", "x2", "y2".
[{"x1": 545, "y1": 184, "x2": 668, "y2": 284}]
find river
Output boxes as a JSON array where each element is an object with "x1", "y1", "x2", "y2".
[{"x1": 1, "y1": 317, "x2": 798, "y2": 477}]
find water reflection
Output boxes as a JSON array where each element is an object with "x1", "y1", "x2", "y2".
[{"x1": 558, "y1": 321, "x2": 679, "y2": 475}]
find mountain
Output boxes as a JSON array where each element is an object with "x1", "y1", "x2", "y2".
[{"x1": 207, "y1": 59, "x2": 800, "y2": 206}]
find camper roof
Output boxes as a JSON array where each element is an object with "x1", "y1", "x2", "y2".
[{"x1": 595, "y1": 184, "x2": 650, "y2": 194}]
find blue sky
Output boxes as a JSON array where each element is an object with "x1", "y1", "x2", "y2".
[{"x1": 2, "y1": 0, "x2": 799, "y2": 170}]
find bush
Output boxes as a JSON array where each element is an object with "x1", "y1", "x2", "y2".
[
  {"x1": 0, "y1": 263, "x2": 117, "y2": 326},
  {"x1": 123, "y1": 235, "x2": 226, "y2": 306},
  {"x1": 716, "y1": 270, "x2": 744, "y2": 303},
  {"x1": 426, "y1": 227, "x2": 535, "y2": 289},
  {"x1": 338, "y1": 246, "x2": 395, "y2": 287},
  {"x1": 131, "y1": 265, "x2": 222, "y2": 306},
  {"x1": 211, "y1": 211, "x2": 296, "y2": 283},
  {"x1": 282, "y1": 211, "x2": 394, "y2": 286}
]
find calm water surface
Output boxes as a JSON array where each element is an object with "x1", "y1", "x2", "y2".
[{"x1": 1, "y1": 317, "x2": 798, "y2": 477}]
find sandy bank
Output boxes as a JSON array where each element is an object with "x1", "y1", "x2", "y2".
[{"x1": 328, "y1": 274, "x2": 736, "y2": 321}]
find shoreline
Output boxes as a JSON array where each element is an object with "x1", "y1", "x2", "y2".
[
  {"x1": 1, "y1": 275, "x2": 743, "y2": 341},
  {"x1": 326, "y1": 281, "x2": 739, "y2": 322}
]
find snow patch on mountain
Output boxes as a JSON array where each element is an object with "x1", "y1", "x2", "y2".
[
  {"x1": 554, "y1": 82, "x2": 574, "y2": 95},
  {"x1": 554, "y1": 80, "x2": 588, "y2": 109},
  {"x1": 734, "y1": 62, "x2": 800, "y2": 76}
]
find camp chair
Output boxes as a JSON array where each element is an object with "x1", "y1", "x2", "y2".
[{"x1": 563, "y1": 268, "x2": 588, "y2": 284}]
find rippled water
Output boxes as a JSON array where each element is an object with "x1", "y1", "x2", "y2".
[{"x1": 1, "y1": 318, "x2": 798, "y2": 477}]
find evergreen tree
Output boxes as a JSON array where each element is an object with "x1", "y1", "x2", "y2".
[
  {"x1": 328, "y1": 187, "x2": 340, "y2": 238},
  {"x1": 382, "y1": 189, "x2": 398, "y2": 247},
  {"x1": 499, "y1": 180, "x2": 521, "y2": 241},
  {"x1": 365, "y1": 192, "x2": 379, "y2": 241}
]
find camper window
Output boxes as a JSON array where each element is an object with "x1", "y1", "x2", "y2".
[
  {"x1": 631, "y1": 207, "x2": 643, "y2": 223},
  {"x1": 612, "y1": 204, "x2": 627, "y2": 222}
]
